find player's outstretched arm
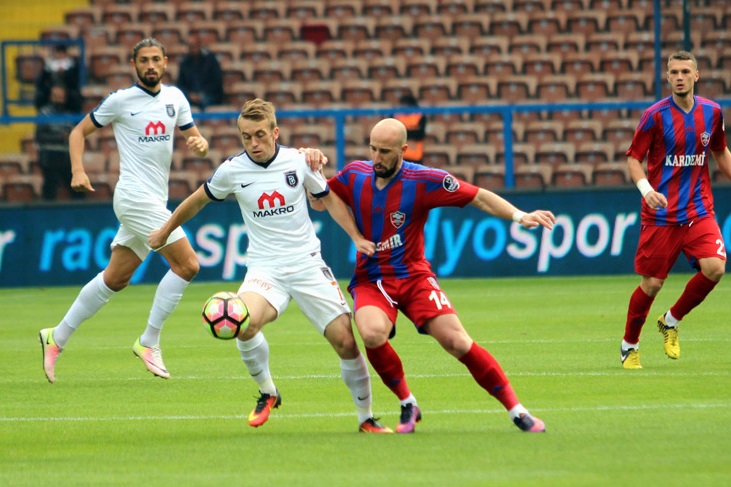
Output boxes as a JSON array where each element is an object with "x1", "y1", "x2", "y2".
[
  {"x1": 320, "y1": 191, "x2": 375, "y2": 256},
  {"x1": 470, "y1": 188, "x2": 555, "y2": 230},
  {"x1": 149, "y1": 185, "x2": 210, "y2": 250},
  {"x1": 68, "y1": 114, "x2": 97, "y2": 193}
]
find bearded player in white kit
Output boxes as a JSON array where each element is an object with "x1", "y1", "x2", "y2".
[
  {"x1": 39, "y1": 38, "x2": 209, "y2": 382},
  {"x1": 149, "y1": 98, "x2": 392, "y2": 433}
]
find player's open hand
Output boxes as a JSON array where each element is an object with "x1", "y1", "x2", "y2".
[
  {"x1": 71, "y1": 171, "x2": 95, "y2": 193},
  {"x1": 298, "y1": 147, "x2": 328, "y2": 172},
  {"x1": 187, "y1": 135, "x2": 209, "y2": 156},
  {"x1": 520, "y1": 210, "x2": 556, "y2": 230}
]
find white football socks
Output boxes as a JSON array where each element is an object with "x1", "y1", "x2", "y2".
[
  {"x1": 140, "y1": 270, "x2": 190, "y2": 347},
  {"x1": 54, "y1": 271, "x2": 114, "y2": 348},
  {"x1": 340, "y1": 353, "x2": 373, "y2": 423},
  {"x1": 237, "y1": 332, "x2": 277, "y2": 395}
]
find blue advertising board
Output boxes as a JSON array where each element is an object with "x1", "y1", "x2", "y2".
[{"x1": 2, "y1": 187, "x2": 731, "y2": 288}]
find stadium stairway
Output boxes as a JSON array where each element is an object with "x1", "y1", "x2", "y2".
[{"x1": 0, "y1": 0, "x2": 87, "y2": 153}]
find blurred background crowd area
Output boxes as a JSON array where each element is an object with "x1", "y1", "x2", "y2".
[{"x1": 0, "y1": 0, "x2": 730, "y2": 203}]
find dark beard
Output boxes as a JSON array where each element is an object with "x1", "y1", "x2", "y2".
[
  {"x1": 138, "y1": 75, "x2": 160, "y2": 88},
  {"x1": 375, "y1": 164, "x2": 398, "y2": 179}
]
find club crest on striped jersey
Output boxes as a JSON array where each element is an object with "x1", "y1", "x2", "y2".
[
  {"x1": 701, "y1": 131, "x2": 710, "y2": 147},
  {"x1": 390, "y1": 211, "x2": 406, "y2": 228},
  {"x1": 285, "y1": 171, "x2": 298, "y2": 187},
  {"x1": 443, "y1": 174, "x2": 460, "y2": 192},
  {"x1": 166, "y1": 104, "x2": 175, "y2": 117}
]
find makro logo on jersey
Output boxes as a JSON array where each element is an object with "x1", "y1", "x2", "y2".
[
  {"x1": 138, "y1": 121, "x2": 171, "y2": 143},
  {"x1": 254, "y1": 191, "x2": 294, "y2": 217}
]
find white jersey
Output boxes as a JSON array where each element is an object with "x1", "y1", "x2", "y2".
[
  {"x1": 91, "y1": 84, "x2": 195, "y2": 202},
  {"x1": 204, "y1": 146, "x2": 330, "y2": 267}
]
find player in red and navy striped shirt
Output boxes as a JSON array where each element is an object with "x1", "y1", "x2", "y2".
[
  {"x1": 324, "y1": 118, "x2": 556, "y2": 433},
  {"x1": 621, "y1": 51, "x2": 731, "y2": 369}
]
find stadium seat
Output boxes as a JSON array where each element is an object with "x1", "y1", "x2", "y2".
[
  {"x1": 168, "y1": 171, "x2": 200, "y2": 201},
  {"x1": 368, "y1": 56, "x2": 407, "y2": 82},
  {"x1": 564, "y1": 119, "x2": 601, "y2": 143},
  {"x1": 265, "y1": 81, "x2": 302, "y2": 108},
  {"x1": 213, "y1": 1, "x2": 246, "y2": 21},
  {"x1": 175, "y1": 2, "x2": 213, "y2": 22},
  {"x1": 497, "y1": 75, "x2": 538, "y2": 102},
  {"x1": 624, "y1": 31, "x2": 654, "y2": 53},
  {"x1": 101, "y1": 4, "x2": 137, "y2": 25},
  {"x1": 446, "y1": 165, "x2": 475, "y2": 184},
  {"x1": 485, "y1": 121, "x2": 525, "y2": 148},
  {"x1": 565, "y1": 10, "x2": 607, "y2": 35},
  {"x1": 337, "y1": 17, "x2": 376, "y2": 41},
  {"x1": 484, "y1": 54, "x2": 523, "y2": 76},
  {"x1": 290, "y1": 58, "x2": 328, "y2": 82},
  {"x1": 361, "y1": 0, "x2": 396, "y2": 16},
  {"x1": 375, "y1": 17, "x2": 413, "y2": 41},
  {"x1": 616, "y1": 72, "x2": 654, "y2": 100},
  {"x1": 514, "y1": 163, "x2": 552, "y2": 190},
  {"x1": 104, "y1": 66, "x2": 135, "y2": 92},
  {"x1": 451, "y1": 13, "x2": 489, "y2": 39},
  {"x1": 226, "y1": 21, "x2": 263, "y2": 44},
  {"x1": 226, "y1": 81, "x2": 265, "y2": 107},
  {"x1": 546, "y1": 33, "x2": 586, "y2": 54},
  {"x1": 575, "y1": 142, "x2": 614, "y2": 164},
  {"x1": 523, "y1": 53, "x2": 561, "y2": 77},
  {"x1": 209, "y1": 127, "x2": 242, "y2": 155},
  {"x1": 535, "y1": 142, "x2": 576, "y2": 165},
  {"x1": 696, "y1": 70, "x2": 731, "y2": 99},
  {"x1": 701, "y1": 31, "x2": 731, "y2": 51},
  {"x1": 509, "y1": 34, "x2": 548, "y2": 54},
  {"x1": 445, "y1": 55, "x2": 483, "y2": 82},
  {"x1": 576, "y1": 73, "x2": 615, "y2": 101},
  {"x1": 445, "y1": 123, "x2": 485, "y2": 150},
  {"x1": 560, "y1": 52, "x2": 597, "y2": 79},
  {"x1": 114, "y1": 23, "x2": 148, "y2": 51},
  {"x1": 523, "y1": 121, "x2": 563, "y2": 144},
  {"x1": 401, "y1": 0, "x2": 438, "y2": 16},
  {"x1": 413, "y1": 15, "x2": 451, "y2": 39},
  {"x1": 263, "y1": 18, "x2": 301, "y2": 44},
  {"x1": 325, "y1": 0, "x2": 359, "y2": 19},
  {"x1": 470, "y1": 37, "x2": 509, "y2": 56},
  {"x1": 422, "y1": 144, "x2": 457, "y2": 168},
  {"x1": 593, "y1": 162, "x2": 629, "y2": 186},
  {"x1": 381, "y1": 78, "x2": 420, "y2": 104},
  {"x1": 392, "y1": 38, "x2": 431, "y2": 58},
  {"x1": 407, "y1": 55, "x2": 446, "y2": 79},
  {"x1": 240, "y1": 44, "x2": 277, "y2": 62},
  {"x1": 457, "y1": 75, "x2": 497, "y2": 104},
  {"x1": 497, "y1": 143, "x2": 535, "y2": 166},
  {"x1": 431, "y1": 38, "x2": 470, "y2": 57},
  {"x1": 151, "y1": 23, "x2": 188, "y2": 47},
  {"x1": 138, "y1": 4, "x2": 175, "y2": 24},
  {"x1": 456, "y1": 143, "x2": 496, "y2": 167},
  {"x1": 489, "y1": 12, "x2": 529, "y2": 36},
  {"x1": 536, "y1": 75, "x2": 577, "y2": 102},
  {"x1": 249, "y1": 0, "x2": 285, "y2": 20},
  {"x1": 251, "y1": 60, "x2": 291, "y2": 83},
  {"x1": 354, "y1": 39, "x2": 393, "y2": 60},
  {"x1": 330, "y1": 57, "x2": 368, "y2": 81},
  {"x1": 550, "y1": 0, "x2": 588, "y2": 12},
  {"x1": 474, "y1": 0, "x2": 513, "y2": 13},
  {"x1": 14, "y1": 53, "x2": 44, "y2": 85},
  {"x1": 3, "y1": 174, "x2": 43, "y2": 203},
  {"x1": 552, "y1": 163, "x2": 594, "y2": 188},
  {"x1": 527, "y1": 11, "x2": 566, "y2": 37},
  {"x1": 286, "y1": 0, "x2": 325, "y2": 19},
  {"x1": 419, "y1": 77, "x2": 458, "y2": 105},
  {"x1": 317, "y1": 40, "x2": 355, "y2": 61},
  {"x1": 0, "y1": 154, "x2": 30, "y2": 179},
  {"x1": 341, "y1": 79, "x2": 380, "y2": 105},
  {"x1": 65, "y1": 6, "x2": 100, "y2": 31},
  {"x1": 473, "y1": 164, "x2": 505, "y2": 191},
  {"x1": 438, "y1": 0, "x2": 475, "y2": 15},
  {"x1": 602, "y1": 119, "x2": 636, "y2": 146},
  {"x1": 606, "y1": 9, "x2": 647, "y2": 35},
  {"x1": 302, "y1": 80, "x2": 342, "y2": 106}
]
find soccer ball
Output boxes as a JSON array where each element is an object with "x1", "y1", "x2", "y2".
[{"x1": 201, "y1": 291, "x2": 249, "y2": 340}]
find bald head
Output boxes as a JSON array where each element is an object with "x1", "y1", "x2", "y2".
[{"x1": 371, "y1": 118, "x2": 407, "y2": 147}]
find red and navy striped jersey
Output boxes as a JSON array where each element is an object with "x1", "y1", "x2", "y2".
[
  {"x1": 328, "y1": 160, "x2": 479, "y2": 285},
  {"x1": 626, "y1": 95, "x2": 727, "y2": 225}
]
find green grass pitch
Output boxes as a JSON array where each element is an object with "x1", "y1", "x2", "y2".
[{"x1": 1, "y1": 275, "x2": 730, "y2": 486}]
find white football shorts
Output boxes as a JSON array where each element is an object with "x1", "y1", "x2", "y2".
[
  {"x1": 237, "y1": 253, "x2": 351, "y2": 335},
  {"x1": 111, "y1": 191, "x2": 187, "y2": 260}
]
